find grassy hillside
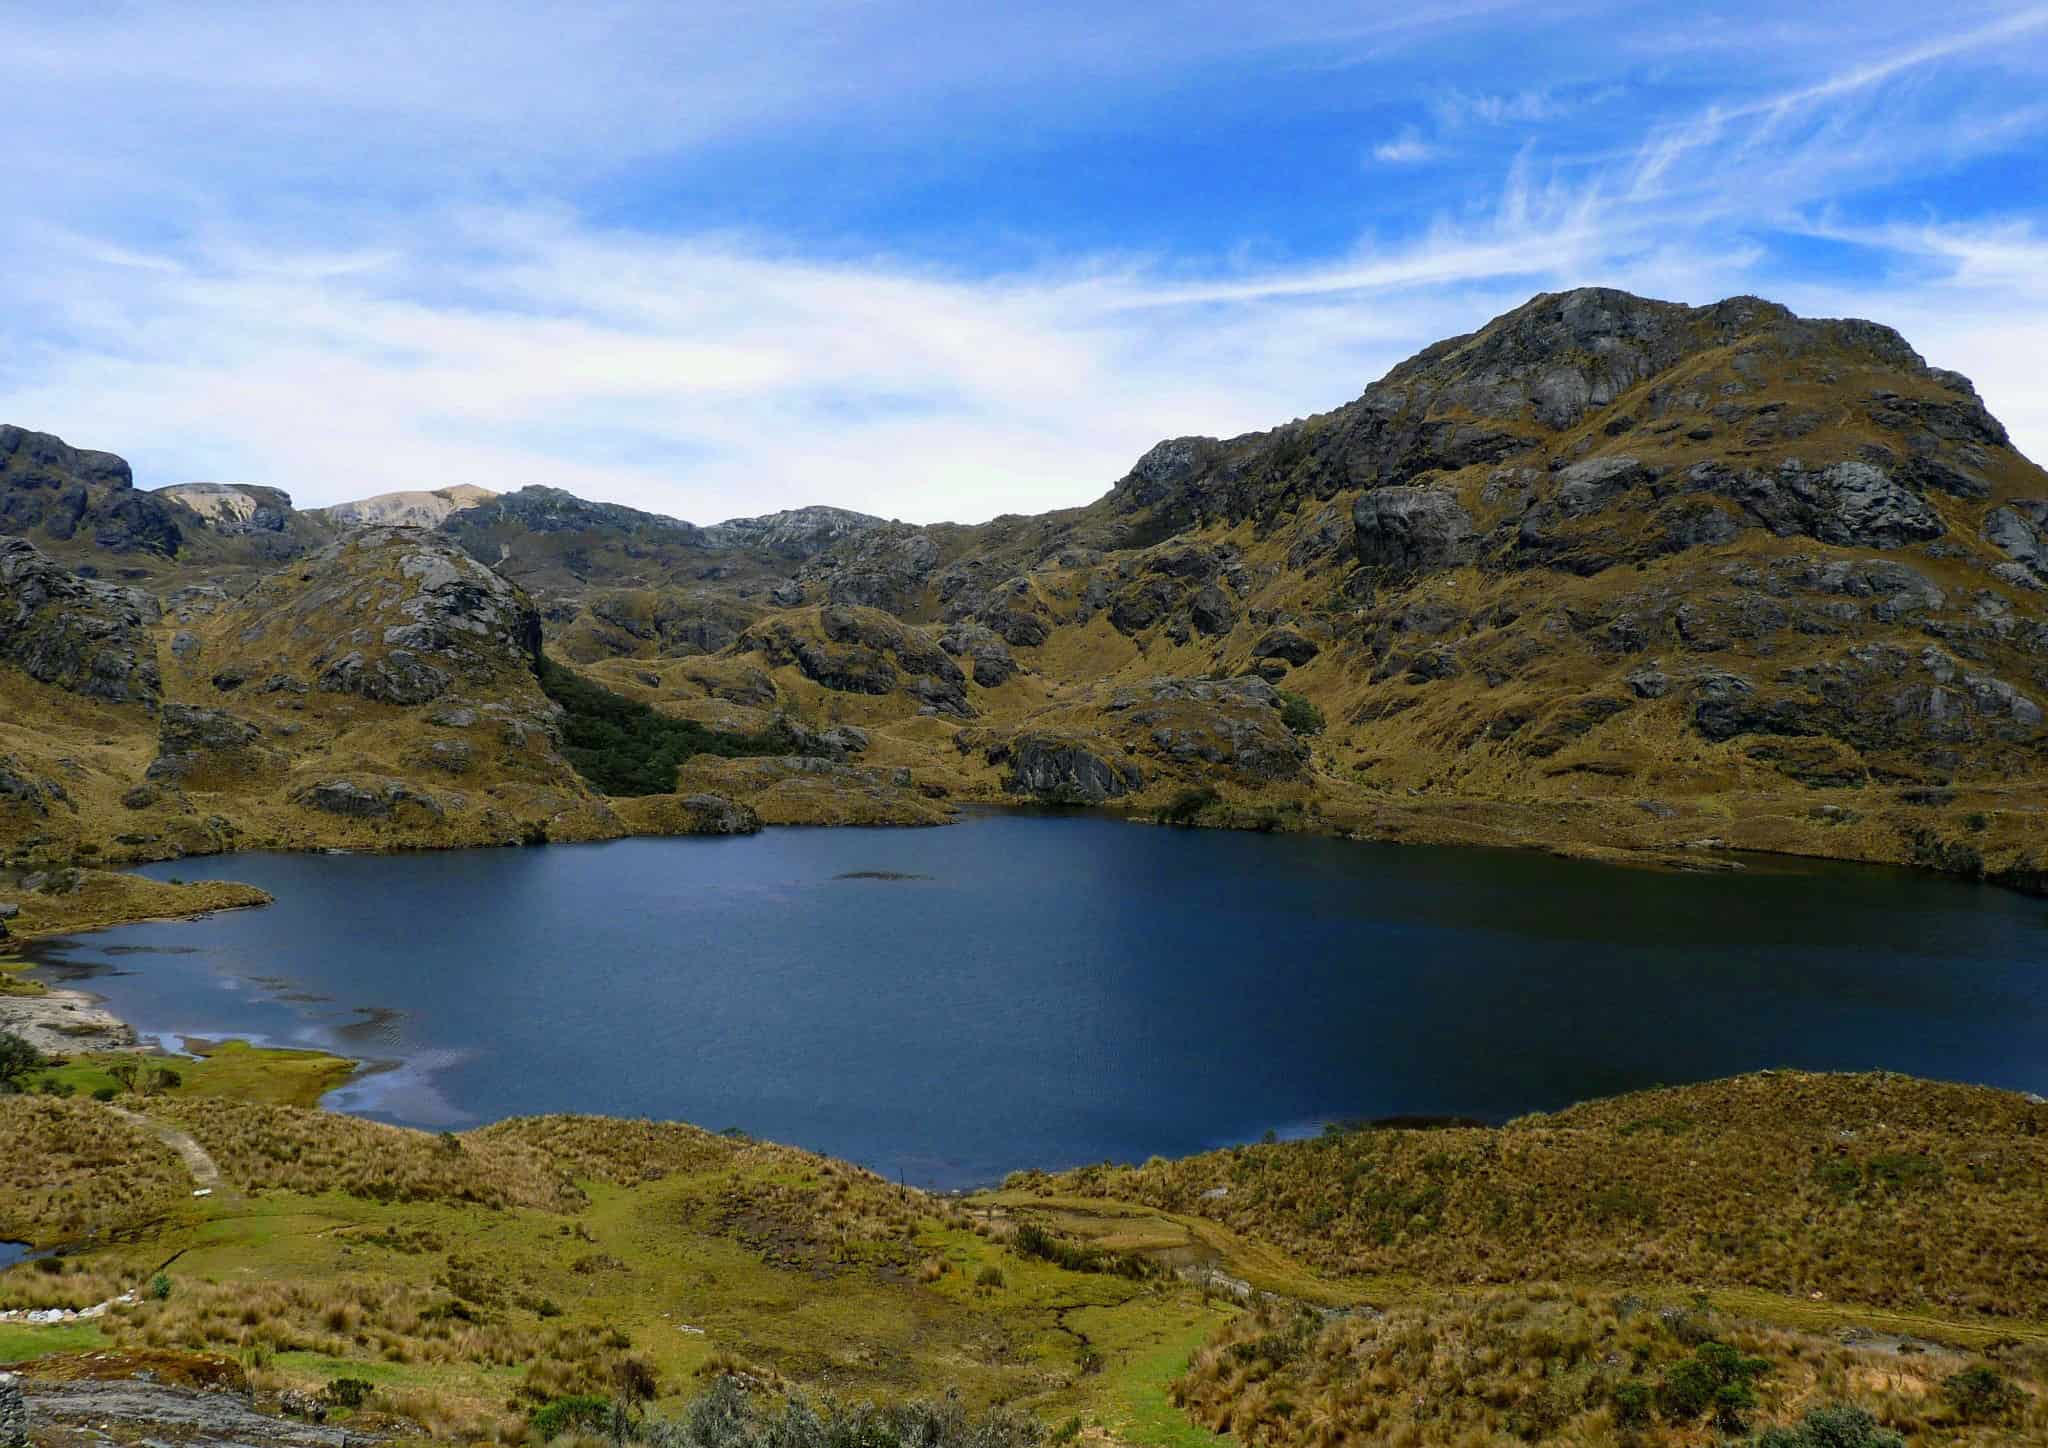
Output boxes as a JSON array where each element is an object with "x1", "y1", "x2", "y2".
[{"x1": 3, "y1": 1068, "x2": 2046, "y2": 1444}]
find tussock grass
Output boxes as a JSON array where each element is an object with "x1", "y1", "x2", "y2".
[
  {"x1": 145, "y1": 1099, "x2": 586, "y2": 1210},
  {"x1": 0, "y1": 1095, "x2": 187, "y2": 1242},
  {"x1": 1176, "y1": 1289, "x2": 2048, "y2": 1446},
  {"x1": 1031, "y1": 1072, "x2": 2048, "y2": 1318}
]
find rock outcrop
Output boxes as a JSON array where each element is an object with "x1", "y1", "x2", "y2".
[{"x1": 0, "y1": 536, "x2": 161, "y2": 704}]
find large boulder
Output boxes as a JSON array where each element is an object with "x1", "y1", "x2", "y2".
[
  {"x1": 996, "y1": 734, "x2": 1142, "y2": 804},
  {"x1": 1714, "y1": 460, "x2": 1945, "y2": 549},
  {"x1": 292, "y1": 777, "x2": 445, "y2": 820},
  {"x1": 1354, "y1": 487, "x2": 1478, "y2": 572},
  {"x1": 145, "y1": 704, "x2": 282, "y2": 785}
]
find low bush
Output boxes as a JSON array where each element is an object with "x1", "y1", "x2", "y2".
[
  {"x1": 320, "y1": 1377, "x2": 374, "y2": 1411},
  {"x1": 1941, "y1": 1363, "x2": 2025, "y2": 1423},
  {"x1": 1752, "y1": 1404, "x2": 1905, "y2": 1447},
  {"x1": 1010, "y1": 1222, "x2": 1155, "y2": 1279},
  {"x1": 1155, "y1": 787, "x2": 1219, "y2": 825},
  {"x1": 1276, "y1": 691, "x2": 1324, "y2": 736},
  {"x1": 531, "y1": 1393, "x2": 612, "y2": 1441}
]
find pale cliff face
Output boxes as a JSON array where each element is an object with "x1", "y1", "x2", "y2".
[{"x1": 315, "y1": 483, "x2": 499, "y2": 528}]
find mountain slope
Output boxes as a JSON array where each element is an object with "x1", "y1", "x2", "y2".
[{"x1": 3, "y1": 287, "x2": 2045, "y2": 884}]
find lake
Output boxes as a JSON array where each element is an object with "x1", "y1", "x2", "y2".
[{"x1": 28, "y1": 811, "x2": 2048, "y2": 1187}]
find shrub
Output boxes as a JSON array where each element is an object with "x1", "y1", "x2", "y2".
[
  {"x1": 1011, "y1": 1221, "x2": 1154, "y2": 1279},
  {"x1": 975, "y1": 1265, "x2": 1006, "y2": 1289},
  {"x1": 1657, "y1": 1341, "x2": 1768, "y2": 1427},
  {"x1": 1155, "y1": 786, "x2": 1219, "y2": 826},
  {"x1": 1276, "y1": 691, "x2": 1324, "y2": 736},
  {"x1": 91, "y1": 1086, "x2": 119, "y2": 1102},
  {"x1": 149, "y1": 1273, "x2": 173, "y2": 1301},
  {"x1": 1752, "y1": 1404, "x2": 1906, "y2": 1447},
  {"x1": 531, "y1": 1393, "x2": 612, "y2": 1441},
  {"x1": 1941, "y1": 1364, "x2": 2024, "y2": 1423},
  {"x1": 321, "y1": 1377, "x2": 374, "y2": 1411},
  {"x1": 0, "y1": 1031, "x2": 47, "y2": 1092},
  {"x1": 1611, "y1": 1381, "x2": 1652, "y2": 1427}
]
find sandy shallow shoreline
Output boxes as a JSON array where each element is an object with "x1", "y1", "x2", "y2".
[{"x1": 0, "y1": 978, "x2": 139, "y2": 1055}]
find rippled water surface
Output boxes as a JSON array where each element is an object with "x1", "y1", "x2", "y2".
[{"x1": 31, "y1": 812, "x2": 2048, "y2": 1186}]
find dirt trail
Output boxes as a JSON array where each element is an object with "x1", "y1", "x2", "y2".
[{"x1": 108, "y1": 1107, "x2": 227, "y2": 1196}]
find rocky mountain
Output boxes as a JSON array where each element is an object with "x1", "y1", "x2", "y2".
[
  {"x1": 3, "y1": 287, "x2": 2045, "y2": 886},
  {"x1": 312, "y1": 482, "x2": 497, "y2": 528}
]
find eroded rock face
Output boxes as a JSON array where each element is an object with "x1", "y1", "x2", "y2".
[
  {"x1": 1252, "y1": 628, "x2": 1320, "y2": 666},
  {"x1": 0, "y1": 536, "x2": 161, "y2": 705},
  {"x1": 146, "y1": 704, "x2": 280, "y2": 784},
  {"x1": 1985, "y1": 501, "x2": 2048, "y2": 578},
  {"x1": 806, "y1": 525, "x2": 941, "y2": 614},
  {"x1": 0, "y1": 756, "x2": 70, "y2": 816},
  {"x1": 1355, "y1": 487, "x2": 1477, "y2": 572},
  {"x1": 0, "y1": 425, "x2": 185, "y2": 555},
  {"x1": 737, "y1": 606, "x2": 973, "y2": 717},
  {"x1": 1103, "y1": 677, "x2": 1309, "y2": 782},
  {"x1": 939, "y1": 622, "x2": 1017, "y2": 687},
  {"x1": 1716, "y1": 460, "x2": 1945, "y2": 549},
  {"x1": 996, "y1": 734, "x2": 1142, "y2": 803},
  {"x1": 292, "y1": 777, "x2": 445, "y2": 819}
]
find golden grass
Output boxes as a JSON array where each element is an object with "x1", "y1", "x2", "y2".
[
  {"x1": 1177, "y1": 1288, "x2": 2048, "y2": 1446},
  {"x1": 1031, "y1": 1071, "x2": 2048, "y2": 1319},
  {"x1": 0, "y1": 1095, "x2": 188, "y2": 1243},
  {"x1": 142, "y1": 1098, "x2": 586, "y2": 1211}
]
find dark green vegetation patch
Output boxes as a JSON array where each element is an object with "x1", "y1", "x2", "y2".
[{"x1": 535, "y1": 655, "x2": 802, "y2": 796}]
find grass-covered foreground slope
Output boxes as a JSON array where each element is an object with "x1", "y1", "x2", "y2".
[
  {"x1": 3, "y1": 1067, "x2": 2047, "y2": 1445},
  {"x1": 1029, "y1": 1071, "x2": 2048, "y2": 1318}
]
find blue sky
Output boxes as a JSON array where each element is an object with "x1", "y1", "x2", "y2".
[{"x1": 4, "y1": 1, "x2": 2047, "y2": 523}]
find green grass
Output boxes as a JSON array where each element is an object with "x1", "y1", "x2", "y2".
[
  {"x1": 27, "y1": 1040, "x2": 355, "y2": 1108},
  {"x1": 0, "y1": 1321, "x2": 106, "y2": 1362}
]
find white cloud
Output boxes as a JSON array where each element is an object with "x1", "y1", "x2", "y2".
[
  {"x1": 1372, "y1": 127, "x2": 1441, "y2": 164},
  {"x1": 2, "y1": 2, "x2": 2047, "y2": 527}
]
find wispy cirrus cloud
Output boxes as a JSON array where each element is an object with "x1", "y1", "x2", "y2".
[{"x1": 0, "y1": 2, "x2": 2045, "y2": 524}]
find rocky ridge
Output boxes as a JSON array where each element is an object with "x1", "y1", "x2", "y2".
[{"x1": 3, "y1": 288, "x2": 2046, "y2": 886}]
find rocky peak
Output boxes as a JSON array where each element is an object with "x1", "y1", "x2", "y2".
[
  {"x1": 701, "y1": 505, "x2": 889, "y2": 559},
  {"x1": 0, "y1": 424, "x2": 183, "y2": 555},
  {"x1": 154, "y1": 482, "x2": 299, "y2": 536},
  {"x1": 211, "y1": 528, "x2": 544, "y2": 707},
  {"x1": 1101, "y1": 287, "x2": 2008, "y2": 533},
  {"x1": 439, "y1": 485, "x2": 704, "y2": 542},
  {"x1": 316, "y1": 483, "x2": 496, "y2": 529}
]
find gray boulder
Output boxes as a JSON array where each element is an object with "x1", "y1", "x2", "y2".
[
  {"x1": 1984, "y1": 501, "x2": 2048, "y2": 578},
  {"x1": 1720, "y1": 460, "x2": 1944, "y2": 549},
  {"x1": 1252, "y1": 628, "x2": 1320, "y2": 666},
  {"x1": 293, "y1": 778, "x2": 444, "y2": 820},
  {"x1": 0, "y1": 1371, "x2": 23, "y2": 1448},
  {"x1": 1354, "y1": 487, "x2": 1478, "y2": 572},
  {"x1": 676, "y1": 793, "x2": 761, "y2": 835},
  {"x1": 999, "y1": 734, "x2": 1142, "y2": 804},
  {"x1": 145, "y1": 704, "x2": 278, "y2": 783}
]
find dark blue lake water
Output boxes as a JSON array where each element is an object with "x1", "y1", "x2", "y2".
[{"x1": 28, "y1": 812, "x2": 2048, "y2": 1187}]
